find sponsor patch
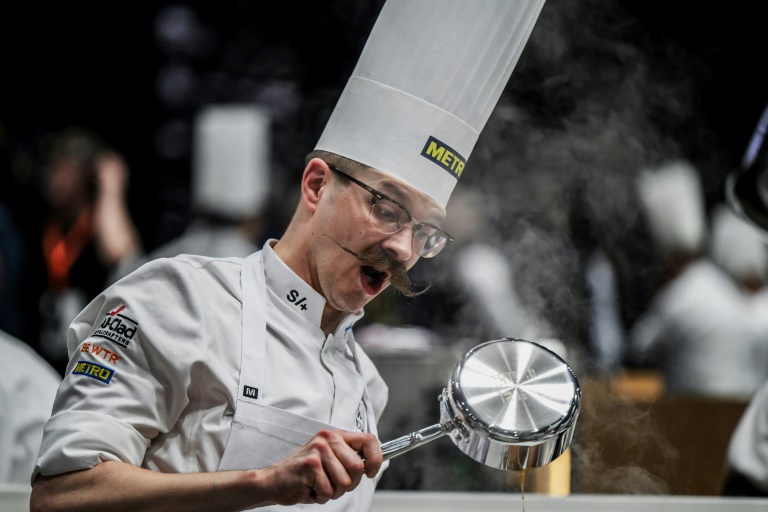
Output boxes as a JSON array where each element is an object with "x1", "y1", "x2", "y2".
[
  {"x1": 420, "y1": 135, "x2": 466, "y2": 179},
  {"x1": 80, "y1": 342, "x2": 121, "y2": 364},
  {"x1": 286, "y1": 290, "x2": 308, "y2": 311},
  {"x1": 72, "y1": 360, "x2": 115, "y2": 384},
  {"x1": 243, "y1": 385, "x2": 259, "y2": 399},
  {"x1": 93, "y1": 305, "x2": 138, "y2": 348},
  {"x1": 355, "y1": 402, "x2": 365, "y2": 431}
]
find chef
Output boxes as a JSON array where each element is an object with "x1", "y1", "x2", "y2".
[
  {"x1": 106, "y1": 104, "x2": 273, "y2": 286},
  {"x1": 30, "y1": 1, "x2": 546, "y2": 510},
  {"x1": 629, "y1": 161, "x2": 768, "y2": 399},
  {"x1": 723, "y1": 100, "x2": 768, "y2": 497}
]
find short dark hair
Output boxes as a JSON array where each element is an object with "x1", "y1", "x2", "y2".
[
  {"x1": 305, "y1": 150, "x2": 368, "y2": 178},
  {"x1": 42, "y1": 127, "x2": 107, "y2": 200}
]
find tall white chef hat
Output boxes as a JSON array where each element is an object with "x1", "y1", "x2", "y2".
[
  {"x1": 637, "y1": 160, "x2": 706, "y2": 256},
  {"x1": 315, "y1": 0, "x2": 546, "y2": 208},
  {"x1": 710, "y1": 203, "x2": 768, "y2": 284},
  {"x1": 192, "y1": 104, "x2": 271, "y2": 218}
]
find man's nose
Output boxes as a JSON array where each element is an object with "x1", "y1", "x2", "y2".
[{"x1": 381, "y1": 226, "x2": 414, "y2": 263}]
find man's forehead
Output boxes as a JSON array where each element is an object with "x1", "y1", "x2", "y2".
[{"x1": 362, "y1": 167, "x2": 447, "y2": 222}]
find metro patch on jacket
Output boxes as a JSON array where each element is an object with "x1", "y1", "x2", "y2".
[
  {"x1": 72, "y1": 360, "x2": 115, "y2": 384},
  {"x1": 420, "y1": 135, "x2": 466, "y2": 179},
  {"x1": 93, "y1": 305, "x2": 139, "y2": 348}
]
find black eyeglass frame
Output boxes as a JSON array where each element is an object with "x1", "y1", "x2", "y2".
[{"x1": 327, "y1": 164, "x2": 455, "y2": 256}]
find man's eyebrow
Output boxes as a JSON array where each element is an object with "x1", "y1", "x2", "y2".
[
  {"x1": 376, "y1": 180, "x2": 409, "y2": 202},
  {"x1": 376, "y1": 179, "x2": 445, "y2": 225}
]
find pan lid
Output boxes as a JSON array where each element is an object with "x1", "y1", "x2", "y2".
[{"x1": 448, "y1": 338, "x2": 581, "y2": 443}]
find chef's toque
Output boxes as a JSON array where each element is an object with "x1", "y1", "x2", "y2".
[
  {"x1": 315, "y1": 0, "x2": 546, "y2": 208},
  {"x1": 709, "y1": 204, "x2": 768, "y2": 284},
  {"x1": 637, "y1": 160, "x2": 706, "y2": 256},
  {"x1": 193, "y1": 104, "x2": 271, "y2": 218}
]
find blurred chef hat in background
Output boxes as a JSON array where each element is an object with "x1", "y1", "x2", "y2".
[
  {"x1": 709, "y1": 203, "x2": 768, "y2": 290},
  {"x1": 636, "y1": 159, "x2": 706, "y2": 258},
  {"x1": 192, "y1": 104, "x2": 271, "y2": 219}
]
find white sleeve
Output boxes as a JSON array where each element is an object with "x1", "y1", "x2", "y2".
[
  {"x1": 0, "y1": 331, "x2": 61, "y2": 484},
  {"x1": 33, "y1": 258, "x2": 206, "y2": 481},
  {"x1": 727, "y1": 380, "x2": 768, "y2": 492}
]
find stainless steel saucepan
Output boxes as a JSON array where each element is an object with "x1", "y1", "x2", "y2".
[{"x1": 379, "y1": 338, "x2": 581, "y2": 470}]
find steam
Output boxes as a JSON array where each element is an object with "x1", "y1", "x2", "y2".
[
  {"x1": 570, "y1": 380, "x2": 678, "y2": 494},
  {"x1": 446, "y1": 0, "x2": 707, "y2": 360},
  {"x1": 440, "y1": 0, "x2": 706, "y2": 495}
]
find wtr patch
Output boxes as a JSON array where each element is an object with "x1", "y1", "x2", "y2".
[
  {"x1": 80, "y1": 342, "x2": 121, "y2": 364},
  {"x1": 72, "y1": 360, "x2": 115, "y2": 384}
]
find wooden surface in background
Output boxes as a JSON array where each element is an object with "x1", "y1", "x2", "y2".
[{"x1": 571, "y1": 372, "x2": 749, "y2": 496}]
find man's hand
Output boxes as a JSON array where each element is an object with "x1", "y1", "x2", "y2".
[
  {"x1": 91, "y1": 149, "x2": 142, "y2": 267},
  {"x1": 262, "y1": 429, "x2": 383, "y2": 506},
  {"x1": 94, "y1": 150, "x2": 130, "y2": 200}
]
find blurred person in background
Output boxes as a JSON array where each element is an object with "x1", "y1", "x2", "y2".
[
  {"x1": 0, "y1": 204, "x2": 61, "y2": 483},
  {"x1": 709, "y1": 202, "x2": 768, "y2": 298},
  {"x1": 584, "y1": 247, "x2": 626, "y2": 377},
  {"x1": 107, "y1": 104, "x2": 271, "y2": 285},
  {"x1": 627, "y1": 160, "x2": 768, "y2": 399},
  {"x1": 722, "y1": 101, "x2": 768, "y2": 497},
  {"x1": 725, "y1": 378, "x2": 768, "y2": 496},
  {"x1": 0, "y1": 117, "x2": 29, "y2": 341},
  {"x1": 24, "y1": 127, "x2": 142, "y2": 375},
  {"x1": 0, "y1": 201, "x2": 26, "y2": 340},
  {"x1": 0, "y1": 328, "x2": 61, "y2": 485},
  {"x1": 444, "y1": 188, "x2": 568, "y2": 359},
  {"x1": 29, "y1": 1, "x2": 547, "y2": 511},
  {"x1": 447, "y1": 190, "x2": 553, "y2": 342}
]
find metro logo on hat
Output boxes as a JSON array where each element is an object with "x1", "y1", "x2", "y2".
[{"x1": 315, "y1": 0, "x2": 546, "y2": 208}]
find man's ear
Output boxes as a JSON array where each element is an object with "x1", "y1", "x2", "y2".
[{"x1": 301, "y1": 158, "x2": 331, "y2": 213}]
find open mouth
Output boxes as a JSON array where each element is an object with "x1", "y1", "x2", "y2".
[{"x1": 361, "y1": 265, "x2": 388, "y2": 293}]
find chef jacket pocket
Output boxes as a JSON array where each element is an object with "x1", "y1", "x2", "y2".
[
  {"x1": 217, "y1": 400, "x2": 380, "y2": 512},
  {"x1": 218, "y1": 400, "x2": 331, "y2": 470}
]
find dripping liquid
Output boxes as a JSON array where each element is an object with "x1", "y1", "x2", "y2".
[{"x1": 520, "y1": 468, "x2": 526, "y2": 512}]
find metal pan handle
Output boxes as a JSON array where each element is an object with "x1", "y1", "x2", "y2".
[
  {"x1": 359, "y1": 421, "x2": 455, "y2": 462},
  {"x1": 380, "y1": 421, "x2": 456, "y2": 461}
]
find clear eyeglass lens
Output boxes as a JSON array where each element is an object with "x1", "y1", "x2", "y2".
[
  {"x1": 416, "y1": 228, "x2": 446, "y2": 258},
  {"x1": 370, "y1": 200, "x2": 447, "y2": 258},
  {"x1": 370, "y1": 199, "x2": 408, "y2": 233}
]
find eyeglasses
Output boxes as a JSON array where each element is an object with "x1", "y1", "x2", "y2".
[{"x1": 328, "y1": 164, "x2": 454, "y2": 258}]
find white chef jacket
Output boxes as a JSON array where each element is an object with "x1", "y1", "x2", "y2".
[
  {"x1": 33, "y1": 240, "x2": 389, "y2": 481},
  {"x1": 727, "y1": 378, "x2": 768, "y2": 493},
  {"x1": 628, "y1": 259, "x2": 768, "y2": 399},
  {"x1": 0, "y1": 330, "x2": 61, "y2": 484},
  {"x1": 107, "y1": 220, "x2": 261, "y2": 287}
]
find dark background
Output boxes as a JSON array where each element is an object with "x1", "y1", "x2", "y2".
[
  {"x1": 0, "y1": 1, "x2": 386, "y2": 250},
  {"x1": 2, "y1": 1, "x2": 767, "y2": 249},
  {"x1": 3, "y1": 0, "x2": 768, "y2": 371}
]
